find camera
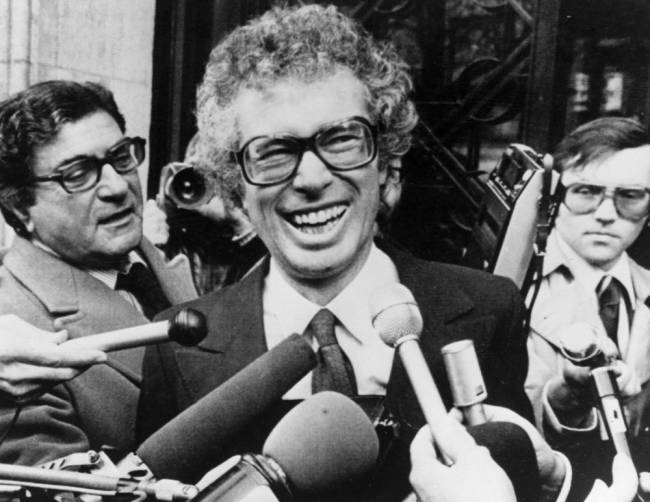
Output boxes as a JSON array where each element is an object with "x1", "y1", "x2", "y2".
[
  {"x1": 158, "y1": 162, "x2": 216, "y2": 210},
  {"x1": 472, "y1": 144, "x2": 559, "y2": 289}
]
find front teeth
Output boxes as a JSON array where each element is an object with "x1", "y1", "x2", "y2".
[{"x1": 290, "y1": 205, "x2": 347, "y2": 231}]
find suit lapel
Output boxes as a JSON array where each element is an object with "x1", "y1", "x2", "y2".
[
  {"x1": 381, "y1": 244, "x2": 476, "y2": 420},
  {"x1": 139, "y1": 237, "x2": 198, "y2": 304},
  {"x1": 175, "y1": 259, "x2": 269, "y2": 402}
]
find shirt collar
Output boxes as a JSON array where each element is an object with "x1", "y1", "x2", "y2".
[
  {"x1": 264, "y1": 244, "x2": 399, "y2": 342},
  {"x1": 88, "y1": 252, "x2": 146, "y2": 289},
  {"x1": 328, "y1": 245, "x2": 399, "y2": 343},
  {"x1": 545, "y1": 229, "x2": 634, "y2": 302}
]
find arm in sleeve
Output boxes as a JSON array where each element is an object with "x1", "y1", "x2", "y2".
[{"x1": 0, "y1": 384, "x2": 89, "y2": 465}]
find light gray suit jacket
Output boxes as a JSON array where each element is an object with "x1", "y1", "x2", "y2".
[{"x1": 0, "y1": 236, "x2": 197, "y2": 465}]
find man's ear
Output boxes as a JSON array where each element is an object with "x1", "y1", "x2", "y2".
[{"x1": 378, "y1": 159, "x2": 404, "y2": 224}]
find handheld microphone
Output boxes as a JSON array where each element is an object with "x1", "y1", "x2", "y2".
[
  {"x1": 441, "y1": 339, "x2": 488, "y2": 425},
  {"x1": 591, "y1": 367, "x2": 632, "y2": 457},
  {"x1": 192, "y1": 391, "x2": 379, "y2": 502},
  {"x1": 137, "y1": 333, "x2": 317, "y2": 482},
  {"x1": 369, "y1": 284, "x2": 448, "y2": 444},
  {"x1": 60, "y1": 308, "x2": 207, "y2": 352},
  {"x1": 558, "y1": 322, "x2": 609, "y2": 368},
  {"x1": 0, "y1": 463, "x2": 198, "y2": 501}
]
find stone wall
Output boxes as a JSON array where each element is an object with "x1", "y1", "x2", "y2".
[{"x1": 0, "y1": 0, "x2": 155, "y2": 192}]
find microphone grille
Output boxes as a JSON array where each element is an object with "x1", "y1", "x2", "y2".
[
  {"x1": 369, "y1": 283, "x2": 423, "y2": 347},
  {"x1": 263, "y1": 391, "x2": 379, "y2": 494}
]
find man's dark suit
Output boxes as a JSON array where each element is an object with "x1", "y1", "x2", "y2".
[
  {"x1": 138, "y1": 245, "x2": 533, "y2": 498},
  {"x1": 0, "y1": 236, "x2": 198, "y2": 465}
]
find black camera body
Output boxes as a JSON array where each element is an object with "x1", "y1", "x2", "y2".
[
  {"x1": 158, "y1": 162, "x2": 216, "y2": 210},
  {"x1": 472, "y1": 144, "x2": 558, "y2": 288}
]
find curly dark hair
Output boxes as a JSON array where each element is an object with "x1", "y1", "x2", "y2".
[
  {"x1": 554, "y1": 117, "x2": 649, "y2": 173},
  {"x1": 0, "y1": 80, "x2": 125, "y2": 236},
  {"x1": 196, "y1": 3, "x2": 418, "y2": 204}
]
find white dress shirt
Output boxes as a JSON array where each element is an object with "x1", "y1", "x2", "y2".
[
  {"x1": 551, "y1": 232, "x2": 634, "y2": 354},
  {"x1": 263, "y1": 244, "x2": 399, "y2": 399}
]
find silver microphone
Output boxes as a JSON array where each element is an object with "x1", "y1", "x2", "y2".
[
  {"x1": 369, "y1": 284, "x2": 448, "y2": 443},
  {"x1": 441, "y1": 339, "x2": 488, "y2": 425},
  {"x1": 591, "y1": 367, "x2": 632, "y2": 457}
]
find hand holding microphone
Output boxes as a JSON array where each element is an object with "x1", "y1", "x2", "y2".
[
  {"x1": 370, "y1": 283, "x2": 545, "y2": 502},
  {"x1": 0, "y1": 314, "x2": 107, "y2": 401},
  {"x1": 0, "y1": 310, "x2": 206, "y2": 404},
  {"x1": 409, "y1": 420, "x2": 516, "y2": 502},
  {"x1": 61, "y1": 308, "x2": 207, "y2": 352},
  {"x1": 550, "y1": 322, "x2": 640, "y2": 455}
]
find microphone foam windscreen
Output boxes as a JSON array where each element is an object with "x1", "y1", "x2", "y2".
[
  {"x1": 263, "y1": 391, "x2": 379, "y2": 495},
  {"x1": 137, "y1": 333, "x2": 317, "y2": 482},
  {"x1": 368, "y1": 283, "x2": 423, "y2": 347}
]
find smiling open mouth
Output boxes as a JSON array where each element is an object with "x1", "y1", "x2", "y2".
[{"x1": 286, "y1": 205, "x2": 347, "y2": 234}]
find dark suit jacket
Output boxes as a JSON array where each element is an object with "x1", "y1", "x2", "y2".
[
  {"x1": 138, "y1": 245, "x2": 533, "y2": 498},
  {"x1": 0, "y1": 236, "x2": 198, "y2": 465}
]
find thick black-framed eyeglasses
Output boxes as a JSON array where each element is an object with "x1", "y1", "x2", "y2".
[
  {"x1": 561, "y1": 182, "x2": 650, "y2": 221},
  {"x1": 31, "y1": 136, "x2": 146, "y2": 193},
  {"x1": 234, "y1": 116, "x2": 378, "y2": 187}
]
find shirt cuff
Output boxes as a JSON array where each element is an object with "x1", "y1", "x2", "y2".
[{"x1": 542, "y1": 379, "x2": 598, "y2": 433}]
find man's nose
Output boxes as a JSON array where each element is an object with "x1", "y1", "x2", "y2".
[
  {"x1": 593, "y1": 194, "x2": 618, "y2": 222},
  {"x1": 292, "y1": 151, "x2": 334, "y2": 193},
  {"x1": 96, "y1": 163, "x2": 130, "y2": 198}
]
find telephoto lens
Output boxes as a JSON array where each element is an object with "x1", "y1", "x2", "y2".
[{"x1": 160, "y1": 162, "x2": 216, "y2": 210}]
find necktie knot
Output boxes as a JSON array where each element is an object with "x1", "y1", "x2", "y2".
[
  {"x1": 307, "y1": 308, "x2": 337, "y2": 347},
  {"x1": 597, "y1": 275, "x2": 623, "y2": 308},
  {"x1": 115, "y1": 262, "x2": 170, "y2": 319}
]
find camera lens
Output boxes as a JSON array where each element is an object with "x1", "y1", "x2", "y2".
[
  {"x1": 163, "y1": 164, "x2": 215, "y2": 209},
  {"x1": 172, "y1": 168, "x2": 208, "y2": 204}
]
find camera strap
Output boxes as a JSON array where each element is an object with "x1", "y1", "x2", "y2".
[{"x1": 523, "y1": 155, "x2": 560, "y2": 315}]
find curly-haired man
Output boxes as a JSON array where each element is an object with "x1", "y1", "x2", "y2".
[{"x1": 138, "y1": 5, "x2": 541, "y2": 500}]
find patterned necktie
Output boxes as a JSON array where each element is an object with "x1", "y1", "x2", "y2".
[
  {"x1": 115, "y1": 262, "x2": 171, "y2": 320},
  {"x1": 307, "y1": 309, "x2": 358, "y2": 397},
  {"x1": 596, "y1": 275, "x2": 625, "y2": 346}
]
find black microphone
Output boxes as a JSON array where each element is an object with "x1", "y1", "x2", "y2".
[
  {"x1": 137, "y1": 333, "x2": 317, "y2": 482},
  {"x1": 61, "y1": 308, "x2": 207, "y2": 351},
  {"x1": 369, "y1": 284, "x2": 449, "y2": 446},
  {"x1": 441, "y1": 339, "x2": 488, "y2": 425},
  {"x1": 0, "y1": 463, "x2": 198, "y2": 501},
  {"x1": 192, "y1": 391, "x2": 379, "y2": 502}
]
